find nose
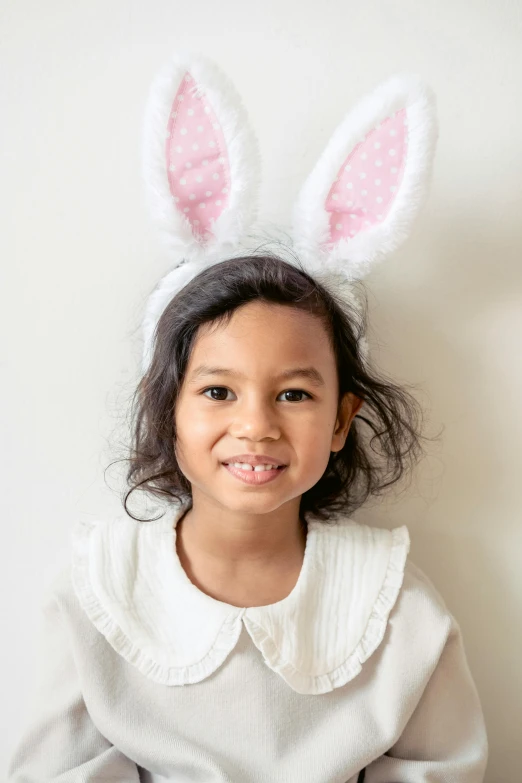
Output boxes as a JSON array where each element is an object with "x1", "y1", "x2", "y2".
[{"x1": 229, "y1": 395, "x2": 281, "y2": 441}]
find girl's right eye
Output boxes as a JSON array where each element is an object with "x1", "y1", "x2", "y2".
[
  {"x1": 201, "y1": 387, "x2": 312, "y2": 403},
  {"x1": 203, "y1": 387, "x2": 230, "y2": 401}
]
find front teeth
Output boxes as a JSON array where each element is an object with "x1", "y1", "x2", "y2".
[{"x1": 230, "y1": 462, "x2": 280, "y2": 472}]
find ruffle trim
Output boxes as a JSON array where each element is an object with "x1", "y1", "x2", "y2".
[
  {"x1": 242, "y1": 525, "x2": 410, "y2": 694},
  {"x1": 70, "y1": 519, "x2": 245, "y2": 686},
  {"x1": 71, "y1": 517, "x2": 410, "y2": 693}
]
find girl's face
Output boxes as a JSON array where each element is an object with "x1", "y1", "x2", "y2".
[{"x1": 175, "y1": 300, "x2": 362, "y2": 516}]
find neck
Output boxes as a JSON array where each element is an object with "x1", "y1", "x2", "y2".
[{"x1": 175, "y1": 495, "x2": 307, "y2": 574}]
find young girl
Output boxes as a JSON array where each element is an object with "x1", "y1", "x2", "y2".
[{"x1": 7, "y1": 54, "x2": 488, "y2": 782}]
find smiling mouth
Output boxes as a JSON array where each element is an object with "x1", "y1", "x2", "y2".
[{"x1": 222, "y1": 463, "x2": 286, "y2": 471}]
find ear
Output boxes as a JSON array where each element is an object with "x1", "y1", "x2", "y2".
[
  {"x1": 142, "y1": 51, "x2": 260, "y2": 264},
  {"x1": 291, "y1": 74, "x2": 437, "y2": 280}
]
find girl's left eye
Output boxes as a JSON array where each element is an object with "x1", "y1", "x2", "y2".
[{"x1": 201, "y1": 387, "x2": 312, "y2": 402}]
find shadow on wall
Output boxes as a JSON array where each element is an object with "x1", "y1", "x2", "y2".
[{"x1": 360, "y1": 208, "x2": 522, "y2": 783}]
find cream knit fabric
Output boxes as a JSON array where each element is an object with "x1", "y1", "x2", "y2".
[{"x1": 6, "y1": 502, "x2": 488, "y2": 782}]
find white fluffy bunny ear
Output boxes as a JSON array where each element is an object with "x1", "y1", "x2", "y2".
[
  {"x1": 292, "y1": 74, "x2": 438, "y2": 280},
  {"x1": 142, "y1": 51, "x2": 260, "y2": 265}
]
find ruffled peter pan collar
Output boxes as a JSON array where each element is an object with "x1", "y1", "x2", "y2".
[{"x1": 70, "y1": 501, "x2": 410, "y2": 695}]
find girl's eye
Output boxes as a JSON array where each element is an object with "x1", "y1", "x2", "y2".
[{"x1": 202, "y1": 387, "x2": 312, "y2": 403}]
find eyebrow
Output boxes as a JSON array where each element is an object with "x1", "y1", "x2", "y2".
[{"x1": 188, "y1": 364, "x2": 326, "y2": 388}]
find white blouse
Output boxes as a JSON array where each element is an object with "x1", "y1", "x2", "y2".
[{"x1": 7, "y1": 500, "x2": 489, "y2": 781}]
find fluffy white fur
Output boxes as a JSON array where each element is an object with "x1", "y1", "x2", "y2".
[
  {"x1": 142, "y1": 259, "x2": 207, "y2": 374},
  {"x1": 291, "y1": 74, "x2": 438, "y2": 281},
  {"x1": 142, "y1": 50, "x2": 261, "y2": 264},
  {"x1": 141, "y1": 59, "x2": 436, "y2": 375},
  {"x1": 141, "y1": 51, "x2": 262, "y2": 372}
]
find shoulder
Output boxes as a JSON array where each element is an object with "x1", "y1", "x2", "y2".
[
  {"x1": 401, "y1": 557, "x2": 454, "y2": 622},
  {"x1": 336, "y1": 515, "x2": 455, "y2": 634},
  {"x1": 386, "y1": 554, "x2": 457, "y2": 670},
  {"x1": 39, "y1": 563, "x2": 76, "y2": 616},
  {"x1": 330, "y1": 516, "x2": 459, "y2": 675}
]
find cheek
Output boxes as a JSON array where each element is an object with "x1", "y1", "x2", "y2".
[
  {"x1": 306, "y1": 442, "x2": 333, "y2": 473},
  {"x1": 175, "y1": 402, "x2": 218, "y2": 454},
  {"x1": 293, "y1": 423, "x2": 333, "y2": 470},
  {"x1": 191, "y1": 409, "x2": 220, "y2": 443}
]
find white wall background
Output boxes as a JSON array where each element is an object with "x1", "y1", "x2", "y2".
[{"x1": 2, "y1": 1, "x2": 520, "y2": 779}]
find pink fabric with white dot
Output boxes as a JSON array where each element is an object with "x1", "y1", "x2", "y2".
[
  {"x1": 326, "y1": 108, "x2": 408, "y2": 244},
  {"x1": 165, "y1": 72, "x2": 231, "y2": 239}
]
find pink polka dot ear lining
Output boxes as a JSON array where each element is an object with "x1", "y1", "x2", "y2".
[
  {"x1": 326, "y1": 110, "x2": 407, "y2": 244},
  {"x1": 140, "y1": 52, "x2": 438, "y2": 374},
  {"x1": 166, "y1": 73, "x2": 231, "y2": 240}
]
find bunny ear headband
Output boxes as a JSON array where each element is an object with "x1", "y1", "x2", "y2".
[{"x1": 141, "y1": 51, "x2": 438, "y2": 374}]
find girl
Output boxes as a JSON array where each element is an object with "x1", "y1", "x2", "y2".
[{"x1": 7, "y1": 53, "x2": 488, "y2": 782}]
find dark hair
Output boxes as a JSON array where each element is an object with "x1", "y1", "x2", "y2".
[{"x1": 112, "y1": 249, "x2": 440, "y2": 524}]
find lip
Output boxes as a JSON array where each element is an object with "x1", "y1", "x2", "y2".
[
  {"x1": 223, "y1": 463, "x2": 287, "y2": 485},
  {"x1": 222, "y1": 454, "x2": 287, "y2": 467}
]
